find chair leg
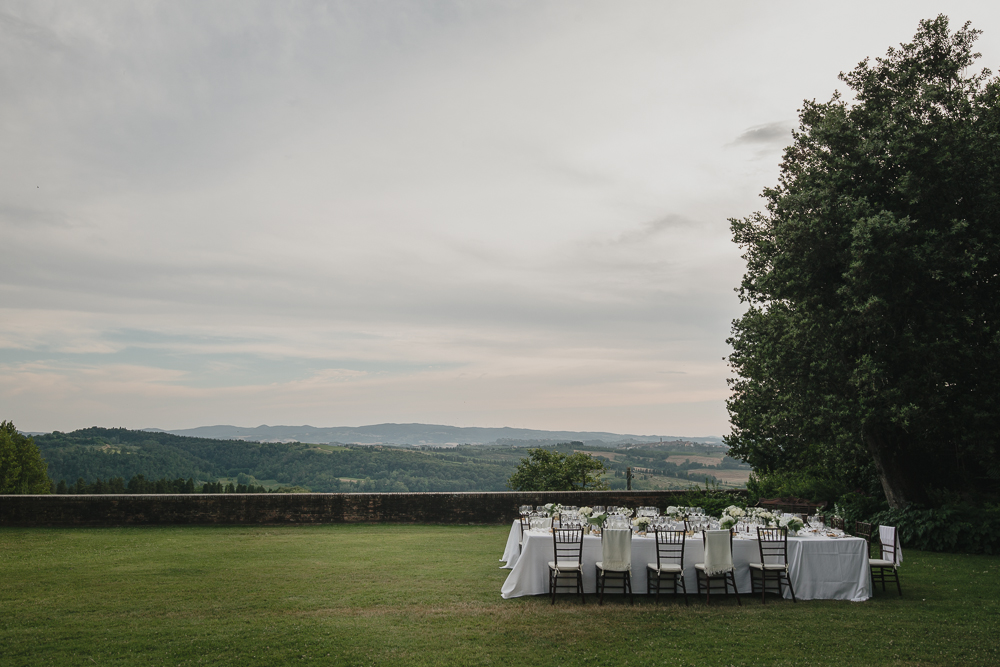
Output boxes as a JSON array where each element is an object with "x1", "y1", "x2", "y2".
[
  {"x1": 785, "y1": 572, "x2": 797, "y2": 603},
  {"x1": 550, "y1": 568, "x2": 555, "y2": 605},
  {"x1": 729, "y1": 572, "x2": 741, "y2": 606},
  {"x1": 579, "y1": 571, "x2": 585, "y2": 604},
  {"x1": 627, "y1": 571, "x2": 634, "y2": 606}
]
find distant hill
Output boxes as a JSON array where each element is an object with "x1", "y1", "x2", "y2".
[{"x1": 152, "y1": 423, "x2": 725, "y2": 446}]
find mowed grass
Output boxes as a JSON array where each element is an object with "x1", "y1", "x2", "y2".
[{"x1": 1, "y1": 525, "x2": 997, "y2": 666}]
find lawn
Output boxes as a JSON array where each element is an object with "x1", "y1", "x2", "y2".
[{"x1": 1, "y1": 524, "x2": 996, "y2": 666}]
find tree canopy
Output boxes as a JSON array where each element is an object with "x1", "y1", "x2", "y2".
[
  {"x1": 726, "y1": 16, "x2": 1000, "y2": 508},
  {"x1": 506, "y1": 448, "x2": 609, "y2": 491},
  {"x1": 0, "y1": 421, "x2": 51, "y2": 494}
]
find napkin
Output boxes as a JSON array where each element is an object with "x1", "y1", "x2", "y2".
[
  {"x1": 703, "y1": 530, "x2": 734, "y2": 576},
  {"x1": 601, "y1": 529, "x2": 632, "y2": 571},
  {"x1": 879, "y1": 525, "x2": 902, "y2": 565}
]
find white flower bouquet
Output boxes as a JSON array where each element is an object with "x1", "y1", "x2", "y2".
[
  {"x1": 543, "y1": 503, "x2": 564, "y2": 517},
  {"x1": 579, "y1": 506, "x2": 593, "y2": 518},
  {"x1": 779, "y1": 515, "x2": 804, "y2": 533},
  {"x1": 632, "y1": 516, "x2": 652, "y2": 531}
]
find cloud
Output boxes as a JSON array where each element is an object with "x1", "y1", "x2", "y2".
[{"x1": 730, "y1": 121, "x2": 795, "y2": 147}]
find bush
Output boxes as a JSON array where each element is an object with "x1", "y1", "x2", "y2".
[
  {"x1": 866, "y1": 504, "x2": 1000, "y2": 555},
  {"x1": 745, "y1": 471, "x2": 847, "y2": 507},
  {"x1": 666, "y1": 486, "x2": 749, "y2": 518},
  {"x1": 831, "y1": 491, "x2": 889, "y2": 527}
]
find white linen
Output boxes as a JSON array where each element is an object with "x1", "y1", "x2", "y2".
[
  {"x1": 878, "y1": 525, "x2": 902, "y2": 565},
  {"x1": 500, "y1": 529, "x2": 872, "y2": 601},
  {"x1": 599, "y1": 529, "x2": 631, "y2": 572},
  {"x1": 703, "y1": 530, "x2": 733, "y2": 576},
  {"x1": 500, "y1": 520, "x2": 522, "y2": 569}
]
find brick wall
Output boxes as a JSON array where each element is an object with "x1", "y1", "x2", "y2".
[{"x1": 0, "y1": 490, "x2": 746, "y2": 527}]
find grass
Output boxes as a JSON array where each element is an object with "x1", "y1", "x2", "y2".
[{"x1": 1, "y1": 525, "x2": 997, "y2": 666}]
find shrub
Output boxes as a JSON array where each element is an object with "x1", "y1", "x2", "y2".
[
  {"x1": 745, "y1": 470, "x2": 847, "y2": 507},
  {"x1": 866, "y1": 504, "x2": 1000, "y2": 555}
]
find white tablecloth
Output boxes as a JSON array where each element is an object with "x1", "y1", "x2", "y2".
[{"x1": 500, "y1": 526, "x2": 871, "y2": 602}]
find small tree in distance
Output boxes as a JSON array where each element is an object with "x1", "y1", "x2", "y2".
[{"x1": 506, "y1": 448, "x2": 609, "y2": 491}]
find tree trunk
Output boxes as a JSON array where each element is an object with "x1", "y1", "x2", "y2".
[{"x1": 863, "y1": 429, "x2": 914, "y2": 509}]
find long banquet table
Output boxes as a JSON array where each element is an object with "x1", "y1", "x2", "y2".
[{"x1": 500, "y1": 522, "x2": 871, "y2": 601}]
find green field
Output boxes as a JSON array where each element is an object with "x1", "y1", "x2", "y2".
[{"x1": 1, "y1": 525, "x2": 996, "y2": 666}]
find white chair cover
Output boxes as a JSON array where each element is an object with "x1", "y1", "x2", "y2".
[
  {"x1": 601, "y1": 529, "x2": 632, "y2": 572},
  {"x1": 703, "y1": 530, "x2": 733, "y2": 576},
  {"x1": 879, "y1": 525, "x2": 902, "y2": 565}
]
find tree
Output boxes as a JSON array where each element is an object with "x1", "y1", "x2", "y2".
[
  {"x1": 726, "y1": 16, "x2": 1000, "y2": 508},
  {"x1": 506, "y1": 448, "x2": 609, "y2": 491},
  {"x1": 0, "y1": 421, "x2": 51, "y2": 494}
]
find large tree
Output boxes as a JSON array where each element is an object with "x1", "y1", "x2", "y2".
[
  {"x1": 506, "y1": 448, "x2": 609, "y2": 491},
  {"x1": 0, "y1": 421, "x2": 51, "y2": 494},
  {"x1": 726, "y1": 16, "x2": 1000, "y2": 508}
]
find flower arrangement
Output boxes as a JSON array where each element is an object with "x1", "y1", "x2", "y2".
[
  {"x1": 579, "y1": 507, "x2": 593, "y2": 518},
  {"x1": 632, "y1": 516, "x2": 651, "y2": 531},
  {"x1": 719, "y1": 505, "x2": 745, "y2": 530},
  {"x1": 543, "y1": 503, "x2": 563, "y2": 517},
  {"x1": 779, "y1": 515, "x2": 804, "y2": 533},
  {"x1": 617, "y1": 507, "x2": 634, "y2": 518},
  {"x1": 587, "y1": 512, "x2": 608, "y2": 527}
]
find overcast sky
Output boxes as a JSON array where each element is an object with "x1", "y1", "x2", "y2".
[{"x1": 3, "y1": 1, "x2": 999, "y2": 436}]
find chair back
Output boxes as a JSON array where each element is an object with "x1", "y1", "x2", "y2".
[
  {"x1": 653, "y1": 528, "x2": 685, "y2": 570},
  {"x1": 600, "y1": 528, "x2": 632, "y2": 571},
  {"x1": 518, "y1": 515, "x2": 530, "y2": 539},
  {"x1": 552, "y1": 527, "x2": 584, "y2": 566},
  {"x1": 756, "y1": 526, "x2": 789, "y2": 567},
  {"x1": 878, "y1": 525, "x2": 902, "y2": 566},
  {"x1": 830, "y1": 516, "x2": 846, "y2": 531},
  {"x1": 854, "y1": 521, "x2": 873, "y2": 541},
  {"x1": 702, "y1": 529, "x2": 734, "y2": 575}
]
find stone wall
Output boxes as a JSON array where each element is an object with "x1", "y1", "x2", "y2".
[{"x1": 0, "y1": 490, "x2": 747, "y2": 527}]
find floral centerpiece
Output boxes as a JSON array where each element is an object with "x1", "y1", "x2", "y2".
[
  {"x1": 631, "y1": 516, "x2": 652, "y2": 534},
  {"x1": 719, "y1": 505, "x2": 746, "y2": 530},
  {"x1": 542, "y1": 503, "x2": 563, "y2": 517},
  {"x1": 779, "y1": 515, "x2": 804, "y2": 535},
  {"x1": 579, "y1": 507, "x2": 593, "y2": 518}
]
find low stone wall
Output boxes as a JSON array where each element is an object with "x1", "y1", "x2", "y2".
[{"x1": 0, "y1": 490, "x2": 746, "y2": 527}]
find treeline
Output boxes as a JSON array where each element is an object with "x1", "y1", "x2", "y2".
[{"x1": 54, "y1": 474, "x2": 275, "y2": 494}]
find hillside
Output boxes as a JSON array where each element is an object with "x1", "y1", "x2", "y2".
[
  {"x1": 33, "y1": 428, "x2": 746, "y2": 492},
  {"x1": 154, "y1": 423, "x2": 725, "y2": 446}
]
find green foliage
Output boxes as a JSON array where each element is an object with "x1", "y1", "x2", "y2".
[
  {"x1": 831, "y1": 491, "x2": 890, "y2": 527},
  {"x1": 745, "y1": 471, "x2": 848, "y2": 507},
  {"x1": 665, "y1": 486, "x2": 750, "y2": 518},
  {"x1": 726, "y1": 16, "x2": 1000, "y2": 507},
  {"x1": 0, "y1": 421, "x2": 51, "y2": 493},
  {"x1": 866, "y1": 504, "x2": 1000, "y2": 555},
  {"x1": 506, "y1": 448, "x2": 608, "y2": 491}
]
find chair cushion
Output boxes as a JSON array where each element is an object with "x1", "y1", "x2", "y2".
[
  {"x1": 548, "y1": 561, "x2": 582, "y2": 571},
  {"x1": 647, "y1": 563, "x2": 682, "y2": 573},
  {"x1": 869, "y1": 559, "x2": 896, "y2": 568},
  {"x1": 748, "y1": 562, "x2": 787, "y2": 571},
  {"x1": 596, "y1": 561, "x2": 630, "y2": 572}
]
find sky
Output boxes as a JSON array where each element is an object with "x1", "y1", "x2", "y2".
[{"x1": 3, "y1": 1, "x2": 1000, "y2": 436}]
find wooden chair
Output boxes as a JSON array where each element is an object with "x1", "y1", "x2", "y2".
[
  {"x1": 596, "y1": 528, "x2": 633, "y2": 605},
  {"x1": 854, "y1": 521, "x2": 874, "y2": 557},
  {"x1": 694, "y1": 530, "x2": 741, "y2": 605},
  {"x1": 646, "y1": 529, "x2": 688, "y2": 605},
  {"x1": 750, "y1": 527, "x2": 797, "y2": 603},
  {"x1": 870, "y1": 525, "x2": 902, "y2": 596},
  {"x1": 548, "y1": 527, "x2": 585, "y2": 604},
  {"x1": 830, "y1": 516, "x2": 846, "y2": 531}
]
